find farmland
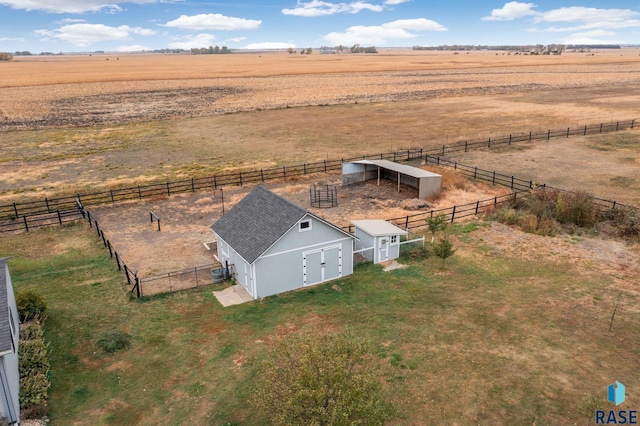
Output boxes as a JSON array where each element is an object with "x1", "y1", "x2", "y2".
[{"x1": 1, "y1": 49, "x2": 640, "y2": 425}]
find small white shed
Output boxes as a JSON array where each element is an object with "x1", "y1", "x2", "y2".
[{"x1": 351, "y1": 220, "x2": 408, "y2": 264}]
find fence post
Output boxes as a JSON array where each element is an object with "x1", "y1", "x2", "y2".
[
  {"x1": 110, "y1": 189, "x2": 115, "y2": 204},
  {"x1": 508, "y1": 134, "x2": 512, "y2": 145},
  {"x1": 492, "y1": 171, "x2": 496, "y2": 185},
  {"x1": 465, "y1": 141, "x2": 468, "y2": 152},
  {"x1": 425, "y1": 153, "x2": 428, "y2": 164},
  {"x1": 529, "y1": 132, "x2": 532, "y2": 142},
  {"x1": 239, "y1": 172, "x2": 243, "y2": 186},
  {"x1": 547, "y1": 129, "x2": 550, "y2": 140},
  {"x1": 616, "y1": 122, "x2": 619, "y2": 131},
  {"x1": 405, "y1": 215, "x2": 409, "y2": 230},
  {"x1": 474, "y1": 167, "x2": 477, "y2": 180},
  {"x1": 612, "y1": 201, "x2": 617, "y2": 210},
  {"x1": 530, "y1": 180, "x2": 533, "y2": 189},
  {"x1": 23, "y1": 216, "x2": 29, "y2": 232},
  {"x1": 191, "y1": 178, "x2": 195, "y2": 192},
  {"x1": 566, "y1": 127, "x2": 570, "y2": 137},
  {"x1": 406, "y1": 150, "x2": 410, "y2": 161},
  {"x1": 475, "y1": 201, "x2": 480, "y2": 215},
  {"x1": 107, "y1": 240, "x2": 113, "y2": 258},
  {"x1": 437, "y1": 157, "x2": 440, "y2": 166},
  {"x1": 95, "y1": 220, "x2": 100, "y2": 236},
  {"x1": 45, "y1": 198, "x2": 50, "y2": 213},
  {"x1": 115, "y1": 252, "x2": 121, "y2": 271},
  {"x1": 511, "y1": 176, "x2": 514, "y2": 190},
  {"x1": 632, "y1": 119, "x2": 635, "y2": 129},
  {"x1": 13, "y1": 203, "x2": 18, "y2": 219},
  {"x1": 283, "y1": 166, "x2": 286, "y2": 182},
  {"x1": 100, "y1": 229, "x2": 107, "y2": 246},
  {"x1": 87, "y1": 211, "x2": 92, "y2": 228},
  {"x1": 213, "y1": 175, "x2": 217, "y2": 189},
  {"x1": 166, "y1": 182, "x2": 170, "y2": 196},
  {"x1": 600, "y1": 123, "x2": 603, "y2": 133},
  {"x1": 488, "y1": 137, "x2": 491, "y2": 148},
  {"x1": 324, "y1": 160, "x2": 327, "y2": 173},
  {"x1": 57, "y1": 210, "x2": 62, "y2": 225},
  {"x1": 261, "y1": 169, "x2": 265, "y2": 182},
  {"x1": 304, "y1": 163, "x2": 307, "y2": 174},
  {"x1": 135, "y1": 274, "x2": 141, "y2": 298},
  {"x1": 393, "y1": 152, "x2": 396, "y2": 162},
  {"x1": 450, "y1": 206, "x2": 456, "y2": 223},
  {"x1": 454, "y1": 162, "x2": 457, "y2": 170},
  {"x1": 584, "y1": 125, "x2": 587, "y2": 135},
  {"x1": 195, "y1": 267, "x2": 199, "y2": 287},
  {"x1": 441, "y1": 145, "x2": 445, "y2": 156},
  {"x1": 138, "y1": 185, "x2": 142, "y2": 200}
]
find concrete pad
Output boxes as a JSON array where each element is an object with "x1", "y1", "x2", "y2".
[
  {"x1": 381, "y1": 260, "x2": 407, "y2": 272},
  {"x1": 213, "y1": 284, "x2": 254, "y2": 307}
]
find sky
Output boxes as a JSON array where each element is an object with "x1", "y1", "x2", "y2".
[{"x1": 0, "y1": 1, "x2": 639, "y2": 53}]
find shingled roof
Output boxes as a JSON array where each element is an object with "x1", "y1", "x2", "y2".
[
  {"x1": 211, "y1": 186, "x2": 310, "y2": 264},
  {"x1": 0, "y1": 259, "x2": 12, "y2": 354}
]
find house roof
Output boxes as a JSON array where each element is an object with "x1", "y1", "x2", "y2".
[
  {"x1": 349, "y1": 160, "x2": 441, "y2": 179},
  {"x1": 351, "y1": 220, "x2": 408, "y2": 237},
  {"x1": 0, "y1": 259, "x2": 12, "y2": 354},
  {"x1": 211, "y1": 186, "x2": 352, "y2": 264}
]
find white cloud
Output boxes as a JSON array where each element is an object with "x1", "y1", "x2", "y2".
[
  {"x1": 282, "y1": 0, "x2": 383, "y2": 17},
  {"x1": 384, "y1": 0, "x2": 410, "y2": 4},
  {"x1": 115, "y1": 44, "x2": 150, "y2": 51},
  {"x1": 243, "y1": 42, "x2": 296, "y2": 49},
  {"x1": 324, "y1": 18, "x2": 446, "y2": 45},
  {"x1": 58, "y1": 18, "x2": 86, "y2": 23},
  {"x1": 168, "y1": 33, "x2": 216, "y2": 49},
  {"x1": 225, "y1": 37, "x2": 247, "y2": 43},
  {"x1": 0, "y1": 36, "x2": 26, "y2": 41},
  {"x1": 164, "y1": 14, "x2": 261, "y2": 31},
  {"x1": 35, "y1": 23, "x2": 156, "y2": 47},
  {"x1": 0, "y1": 0, "x2": 129, "y2": 13},
  {"x1": 562, "y1": 32, "x2": 628, "y2": 45},
  {"x1": 482, "y1": 2, "x2": 538, "y2": 21}
]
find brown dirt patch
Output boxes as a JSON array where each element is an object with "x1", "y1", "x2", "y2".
[{"x1": 88, "y1": 168, "x2": 503, "y2": 292}]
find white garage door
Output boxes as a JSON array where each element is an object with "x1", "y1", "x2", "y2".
[{"x1": 302, "y1": 245, "x2": 342, "y2": 286}]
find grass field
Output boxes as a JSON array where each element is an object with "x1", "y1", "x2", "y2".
[{"x1": 2, "y1": 221, "x2": 638, "y2": 425}]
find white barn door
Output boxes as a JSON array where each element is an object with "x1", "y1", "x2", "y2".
[{"x1": 303, "y1": 245, "x2": 342, "y2": 286}]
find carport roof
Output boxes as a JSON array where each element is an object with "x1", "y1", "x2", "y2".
[{"x1": 349, "y1": 160, "x2": 441, "y2": 179}]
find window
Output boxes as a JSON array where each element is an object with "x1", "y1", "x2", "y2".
[
  {"x1": 390, "y1": 235, "x2": 398, "y2": 245},
  {"x1": 299, "y1": 219, "x2": 312, "y2": 232}
]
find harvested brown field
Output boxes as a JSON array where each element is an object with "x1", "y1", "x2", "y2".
[{"x1": 2, "y1": 49, "x2": 640, "y2": 128}]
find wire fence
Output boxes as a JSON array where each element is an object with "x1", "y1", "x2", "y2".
[{"x1": 1, "y1": 118, "x2": 636, "y2": 223}]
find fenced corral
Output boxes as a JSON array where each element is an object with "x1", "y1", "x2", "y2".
[
  {"x1": 309, "y1": 184, "x2": 338, "y2": 208},
  {"x1": 138, "y1": 264, "x2": 220, "y2": 297},
  {"x1": 1, "y1": 118, "x2": 636, "y2": 223}
]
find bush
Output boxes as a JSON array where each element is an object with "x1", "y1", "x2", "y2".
[
  {"x1": 96, "y1": 331, "x2": 132, "y2": 354},
  {"x1": 251, "y1": 328, "x2": 394, "y2": 425},
  {"x1": 19, "y1": 325, "x2": 50, "y2": 409},
  {"x1": 0, "y1": 52, "x2": 13, "y2": 61},
  {"x1": 16, "y1": 290, "x2": 47, "y2": 322},
  {"x1": 554, "y1": 190, "x2": 596, "y2": 227}
]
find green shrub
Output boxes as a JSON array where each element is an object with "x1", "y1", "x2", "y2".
[
  {"x1": 19, "y1": 330, "x2": 50, "y2": 409},
  {"x1": 251, "y1": 328, "x2": 395, "y2": 425},
  {"x1": 16, "y1": 290, "x2": 47, "y2": 322},
  {"x1": 554, "y1": 190, "x2": 596, "y2": 227},
  {"x1": 20, "y1": 322, "x2": 44, "y2": 341},
  {"x1": 96, "y1": 331, "x2": 132, "y2": 354}
]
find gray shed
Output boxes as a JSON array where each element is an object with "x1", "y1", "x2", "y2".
[
  {"x1": 211, "y1": 186, "x2": 355, "y2": 299},
  {"x1": 342, "y1": 159, "x2": 442, "y2": 199},
  {"x1": 351, "y1": 220, "x2": 407, "y2": 264},
  {"x1": 0, "y1": 258, "x2": 20, "y2": 425}
]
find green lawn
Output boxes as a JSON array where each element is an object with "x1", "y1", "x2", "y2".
[{"x1": 1, "y1": 223, "x2": 638, "y2": 425}]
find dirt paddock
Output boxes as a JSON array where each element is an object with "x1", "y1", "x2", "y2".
[{"x1": 90, "y1": 166, "x2": 508, "y2": 294}]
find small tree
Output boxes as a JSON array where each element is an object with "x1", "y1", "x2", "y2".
[
  {"x1": 0, "y1": 52, "x2": 14, "y2": 61},
  {"x1": 426, "y1": 214, "x2": 447, "y2": 243},
  {"x1": 433, "y1": 236, "x2": 456, "y2": 268},
  {"x1": 252, "y1": 328, "x2": 394, "y2": 425},
  {"x1": 16, "y1": 290, "x2": 46, "y2": 322},
  {"x1": 287, "y1": 47, "x2": 294, "y2": 55},
  {"x1": 305, "y1": 47, "x2": 313, "y2": 54}
]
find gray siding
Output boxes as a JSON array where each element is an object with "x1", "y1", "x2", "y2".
[
  {"x1": 354, "y1": 228, "x2": 375, "y2": 262},
  {"x1": 216, "y1": 237, "x2": 254, "y2": 298},
  {"x1": 255, "y1": 238, "x2": 352, "y2": 298},
  {"x1": 0, "y1": 262, "x2": 19, "y2": 425}
]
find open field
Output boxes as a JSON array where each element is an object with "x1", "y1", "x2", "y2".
[
  {"x1": 1, "y1": 220, "x2": 638, "y2": 425},
  {"x1": 1, "y1": 49, "x2": 639, "y2": 202}
]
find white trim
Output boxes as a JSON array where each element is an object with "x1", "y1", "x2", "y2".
[
  {"x1": 299, "y1": 219, "x2": 312, "y2": 232},
  {"x1": 260, "y1": 237, "x2": 352, "y2": 259},
  {"x1": 302, "y1": 244, "x2": 342, "y2": 286}
]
